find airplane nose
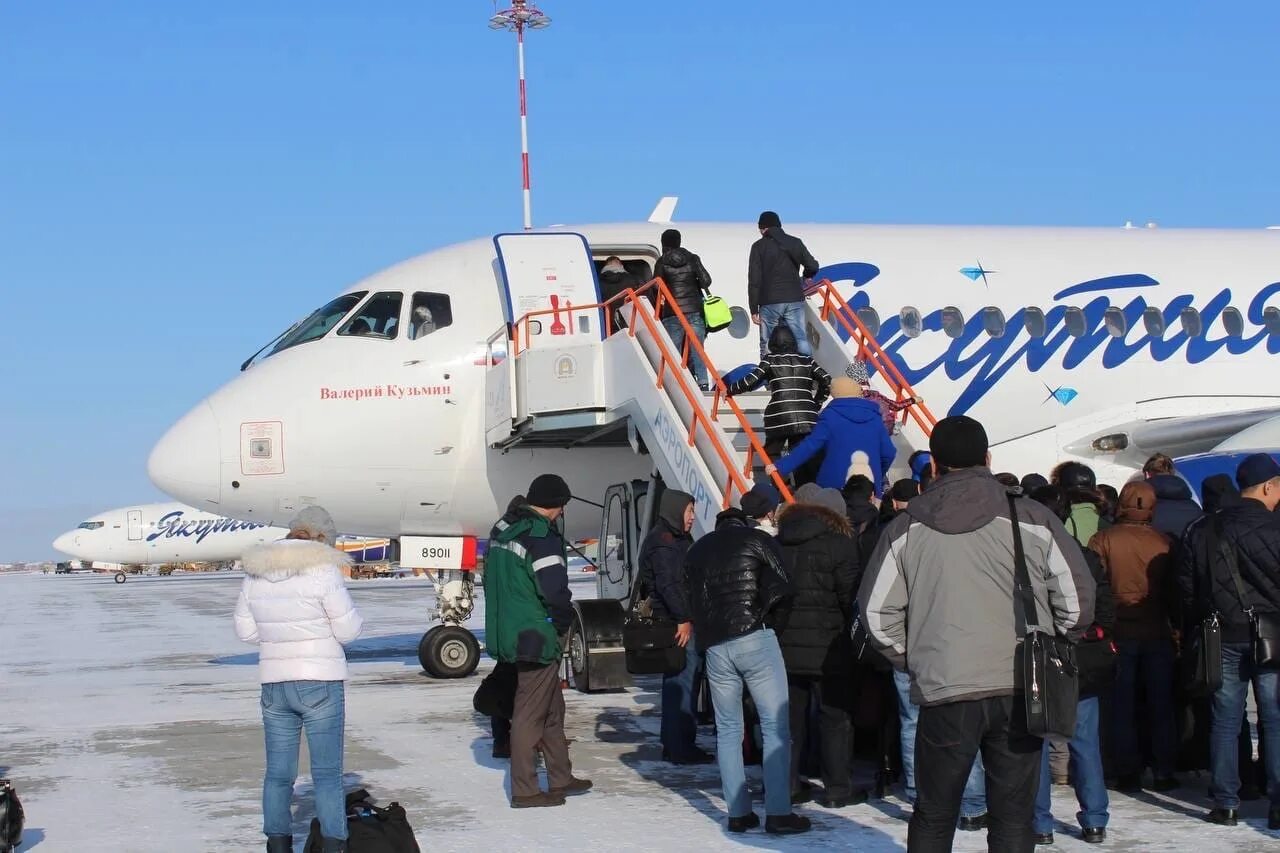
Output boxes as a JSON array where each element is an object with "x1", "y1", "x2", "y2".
[
  {"x1": 149, "y1": 401, "x2": 222, "y2": 506},
  {"x1": 52, "y1": 532, "x2": 78, "y2": 556}
]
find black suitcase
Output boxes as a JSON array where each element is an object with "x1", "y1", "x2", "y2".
[{"x1": 622, "y1": 615, "x2": 685, "y2": 675}]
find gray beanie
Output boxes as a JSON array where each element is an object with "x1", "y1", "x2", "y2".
[
  {"x1": 288, "y1": 505, "x2": 339, "y2": 544},
  {"x1": 794, "y1": 483, "x2": 848, "y2": 518}
]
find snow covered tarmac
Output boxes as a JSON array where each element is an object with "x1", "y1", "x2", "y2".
[{"x1": 2, "y1": 571, "x2": 1274, "y2": 851}]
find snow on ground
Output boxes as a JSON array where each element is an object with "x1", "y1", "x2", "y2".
[{"x1": 1, "y1": 571, "x2": 1276, "y2": 852}]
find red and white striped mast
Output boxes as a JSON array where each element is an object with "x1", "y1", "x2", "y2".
[{"x1": 489, "y1": 1, "x2": 551, "y2": 231}]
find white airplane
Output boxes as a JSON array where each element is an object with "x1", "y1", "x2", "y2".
[
  {"x1": 147, "y1": 203, "x2": 1280, "y2": 681},
  {"x1": 53, "y1": 502, "x2": 288, "y2": 581}
]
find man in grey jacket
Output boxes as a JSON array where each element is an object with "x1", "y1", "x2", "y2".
[{"x1": 858, "y1": 416, "x2": 1095, "y2": 853}]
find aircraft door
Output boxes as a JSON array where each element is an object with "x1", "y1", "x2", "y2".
[
  {"x1": 127, "y1": 510, "x2": 144, "y2": 541},
  {"x1": 493, "y1": 232, "x2": 603, "y2": 346}
]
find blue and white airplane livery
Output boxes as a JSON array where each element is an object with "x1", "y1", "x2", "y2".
[
  {"x1": 147, "y1": 212, "x2": 1280, "y2": 547},
  {"x1": 53, "y1": 502, "x2": 285, "y2": 567}
]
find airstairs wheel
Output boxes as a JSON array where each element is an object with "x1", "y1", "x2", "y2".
[
  {"x1": 114, "y1": 572, "x2": 127, "y2": 584},
  {"x1": 418, "y1": 625, "x2": 480, "y2": 679}
]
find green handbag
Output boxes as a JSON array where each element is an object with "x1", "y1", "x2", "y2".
[{"x1": 703, "y1": 295, "x2": 733, "y2": 333}]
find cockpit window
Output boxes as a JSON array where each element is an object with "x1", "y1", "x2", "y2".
[
  {"x1": 266, "y1": 292, "x2": 367, "y2": 358},
  {"x1": 339, "y1": 291, "x2": 402, "y2": 339},
  {"x1": 410, "y1": 293, "x2": 454, "y2": 340},
  {"x1": 78, "y1": 521, "x2": 105, "y2": 530}
]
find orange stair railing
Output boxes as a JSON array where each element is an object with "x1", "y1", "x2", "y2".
[
  {"x1": 808, "y1": 279, "x2": 938, "y2": 435},
  {"x1": 511, "y1": 279, "x2": 794, "y2": 507}
]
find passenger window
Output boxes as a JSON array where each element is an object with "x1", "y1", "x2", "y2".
[
  {"x1": 267, "y1": 292, "x2": 367, "y2": 357},
  {"x1": 941, "y1": 306, "x2": 965, "y2": 339},
  {"x1": 1024, "y1": 308, "x2": 1046, "y2": 338},
  {"x1": 410, "y1": 292, "x2": 454, "y2": 340},
  {"x1": 1103, "y1": 307, "x2": 1127, "y2": 338},
  {"x1": 982, "y1": 307, "x2": 1006, "y2": 338},
  {"x1": 1222, "y1": 307, "x2": 1244, "y2": 337},
  {"x1": 339, "y1": 292, "x2": 403, "y2": 339},
  {"x1": 1180, "y1": 308, "x2": 1203, "y2": 338},
  {"x1": 1265, "y1": 307, "x2": 1280, "y2": 336},
  {"x1": 900, "y1": 307, "x2": 922, "y2": 339},
  {"x1": 856, "y1": 307, "x2": 880, "y2": 337},
  {"x1": 1142, "y1": 307, "x2": 1166, "y2": 337},
  {"x1": 1064, "y1": 307, "x2": 1087, "y2": 338}
]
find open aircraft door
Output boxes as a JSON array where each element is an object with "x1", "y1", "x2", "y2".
[{"x1": 493, "y1": 232, "x2": 603, "y2": 346}]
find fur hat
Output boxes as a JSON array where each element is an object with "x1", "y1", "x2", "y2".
[
  {"x1": 830, "y1": 376, "x2": 864, "y2": 399},
  {"x1": 288, "y1": 505, "x2": 338, "y2": 544}
]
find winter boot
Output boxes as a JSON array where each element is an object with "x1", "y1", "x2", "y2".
[{"x1": 266, "y1": 836, "x2": 292, "y2": 853}]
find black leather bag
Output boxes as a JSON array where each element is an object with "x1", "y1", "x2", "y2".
[
  {"x1": 1180, "y1": 612, "x2": 1224, "y2": 698},
  {"x1": 1009, "y1": 495, "x2": 1079, "y2": 739},
  {"x1": 0, "y1": 779, "x2": 23, "y2": 853},
  {"x1": 850, "y1": 613, "x2": 893, "y2": 673},
  {"x1": 623, "y1": 614, "x2": 686, "y2": 675},
  {"x1": 1215, "y1": 518, "x2": 1280, "y2": 670},
  {"x1": 472, "y1": 661, "x2": 517, "y2": 719},
  {"x1": 306, "y1": 789, "x2": 420, "y2": 853}
]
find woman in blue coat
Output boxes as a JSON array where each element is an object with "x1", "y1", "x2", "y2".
[{"x1": 766, "y1": 377, "x2": 896, "y2": 496}]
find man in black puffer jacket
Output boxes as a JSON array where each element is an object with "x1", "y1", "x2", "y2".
[
  {"x1": 727, "y1": 324, "x2": 831, "y2": 486},
  {"x1": 637, "y1": 489, "x2": 711, "y2": 765},
  {"x1": 1150, "y1": 473, "x2": 1202, "y2": 540},
  {"x1": 1177, "y1": 454, "x2": 1280, "y2": 828},
  {"x1": 749, "y1": 211, "x2": 819, "y2": 359},
  {"x1": 773, "y1": 484, "x2": 864, "y2": 808},
  {"x1": 598, "y1": 256, "x2": 645, "y2": 331},
  {"x1": 685, "y1": 507, "x2": 809, "y2": 835},
  {"x1": 653, "y1": 229, "x2": 713, "y2": 391}
]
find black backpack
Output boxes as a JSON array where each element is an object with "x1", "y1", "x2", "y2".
[
  {"x1": 0, "y1": 779, "x2": 24, "y2": 853},
  {"x1": 305, "y1": 789, "x2": 420, "y2": 853}
]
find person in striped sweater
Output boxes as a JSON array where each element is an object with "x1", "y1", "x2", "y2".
[{"x1": 727, "y1": 324, "x2": 832, "y2": 487}]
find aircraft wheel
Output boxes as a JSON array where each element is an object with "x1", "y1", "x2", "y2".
[
  {"x1": 568, "y1": 615, "x2": 591, "y2": 692},
  {"x1": 114, "y1": 572, "x2": 127, "y2": 584},
  {"x1": 418, "y1": 625, "x2": 480, "y2": 679}
]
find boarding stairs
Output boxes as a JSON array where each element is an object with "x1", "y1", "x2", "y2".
[
  {"x1": 484, "y1": 261, "x2": 792, "y2": 539},
  {"x1": 801, "y1": 279, "x2": 938, "y2": 474}
]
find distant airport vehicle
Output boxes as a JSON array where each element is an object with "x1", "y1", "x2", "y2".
[{"x1": 148, "y1": 203, "x2": 1280, "y2": 679}]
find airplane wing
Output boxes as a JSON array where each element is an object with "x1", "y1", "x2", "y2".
[{"x1": 1063, "y1": 405, "x2": 1280, "y2": 466}]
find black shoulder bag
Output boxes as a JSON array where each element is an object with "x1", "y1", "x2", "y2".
[
  {"x1": 1179, "y1": 520, "x2": 1224, "y2": 697},
  {"x1": 621, "y1": 562, "x2": 686, "y2": 676},
  {"x1": 1009, "y1": 495, "x2": 1080, "y2": 739},
  {"x1": 0, "y1": 779, "x2": 24, "y2": 853},
  {"x1": 1216, "y1": 518, "x2": 1280, "y2": 670},
  {"x1": 305, "y1": 788, "x2": 421, "y2": 853}
]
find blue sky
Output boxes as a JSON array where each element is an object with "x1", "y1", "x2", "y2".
[{"x1": 2, "y1": 2, "x2": 1278, "y2": 561}]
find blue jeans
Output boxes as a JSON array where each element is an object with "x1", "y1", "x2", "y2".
[
  {"x1": 662, "y1": 634, "x2": 704, "y2": 758},
  {"x1": 705, "y1": 628, "x2": 791, "y2": 818},
  {"x1": 758, "y1": 302, "x2": 811, "y2": 359},
  {"x1": 895, "y1": 669, "x2": 986, "y2": 818},
  {"x1": 662, "y1": 314, "x2": 708, "y2": 388},
  {"x1": 1113, "y1": 638, "x2": 1177, "y2": 778},
  {"x1": 262, "y1": 681, "x2": 347, "y2": 841},
  {"x1": 1034, "y1": 696, "x2": 1109, "y2": 834},
  {"x1": 1211, "y1": 643, "x2": 1280, "y2": 808}
]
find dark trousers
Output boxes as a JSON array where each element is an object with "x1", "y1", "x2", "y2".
[
  {"x1": 511, "y1": 661, "x2": 573, "y2": 799},
  {"x1": 662, "y1": 635, "x2": 705, "y2": 758},
  {"x1": 1113, "y1": 638, "x2": 1178, "y2": 778},
  {"x1": 909, "y1": 695, "x2": 1042, "y2": 853},
  {"x1": 788, "y1": 675, "x2": 853, "y2": 798},
  {"x1": 765, "y1": 433, "x2": 819, "y2": 487},
  {"x1": 492, "y1": 715, "x2": 511, "y2": 748}
]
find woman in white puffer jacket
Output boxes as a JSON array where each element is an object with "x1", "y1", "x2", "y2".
[{"x1": 235, "y1": 506, "x2": 363, "y2": 853}]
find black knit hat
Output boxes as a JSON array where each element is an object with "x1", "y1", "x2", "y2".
[
  {"x1": 661, "y1": 228, "x2": 681, "y2": 250},
  {"x1": 527, "y1": 474, "x2": 572, "y2": 509},
  {"x1": 929, "y1": 416, "x2": 989, "y2": 470},
  {"x1": 758, "y1": 210, "x2": 782, "y2": 229}
]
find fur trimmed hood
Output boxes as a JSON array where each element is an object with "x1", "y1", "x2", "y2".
[
  {"x1": 777, "y1": 502, "x2": 853, "y2": 544},
  {"x1": 241, "y1": 539, "x2": 351, "y2": 581}
]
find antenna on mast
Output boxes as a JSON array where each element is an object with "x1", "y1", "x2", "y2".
[{"x1": 489, "y1": 2, "x2": 551, "y2": 231}]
